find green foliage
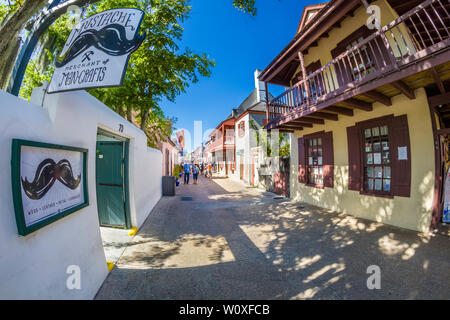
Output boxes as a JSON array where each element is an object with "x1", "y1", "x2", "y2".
[
  {"x1": 20, "y1": 0, "x2": 216, "y2": 148},
  {"x1": 87, "y1": 0, "x2": 215, "y2": 146},
  {"x1": 0, "y1": 1, "x2": 22, "y2": 23},
  {"x1": 279, "y1": 143, "x2": 290, "y2": 157},
  {"x1": 19, "y1": 59, "x2": 53, "y2": 99},
  {"x1": 232, "y1": 0, "x2": 257, "y2": 16},
  {"x1": 173, "y1": 164, "x2": 182, "y2": 178},
  {"x1": 249, "y1": 119, "x2": 290, "y2": 157}
]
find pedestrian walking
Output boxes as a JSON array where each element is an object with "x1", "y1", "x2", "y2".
[
  {"x1": 193, "y1": 164, "x2": 199, "y2": 184},
  {"x1": 207, "y1": 163, "x2": 212, "y2": 179},
  {"x1": 183, "y1": 162, "x2": 191, "y2": 184}
]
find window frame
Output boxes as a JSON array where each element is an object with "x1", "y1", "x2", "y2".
[
  {"x1": 238, "y1": 121, "x2": 245, "y2": 138},
  {"x1": 304, "y1": 132, "x2": 326, "y2": 188},
  {"x1": 356, "y1": 115, "x2": 395, "y2": 198}
]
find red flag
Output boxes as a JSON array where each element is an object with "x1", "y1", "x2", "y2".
[{"x1": 176, "y1": 130, "x2": 185, "y2": 150}]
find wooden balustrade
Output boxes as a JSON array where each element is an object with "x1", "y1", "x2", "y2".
[{"x1": 267, "y1": 0, "x2": 450, "y2": 123}]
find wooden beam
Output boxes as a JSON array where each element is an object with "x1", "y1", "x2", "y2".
[
  {"x1": 392, "y1": 80, "x2": 415, "y2": 100},
  {"x1": 294, "y1": 117, "x2": 325, "y2": 124},
  {"x1": 278, "y1": 124, "x2": 302, "y2": 131},
  {"x1": 340, "y1": 98, "x2": 373, "y2": 111},
  {"x1": 277, "y1": 128, "x2": 296, "y2": 132},
  {"x1": 325, "y1": 106, "x2": 354, "y2": 116},
  {"x1": 431, "y1": 67, "x2": 446, "y2": 95},
  {"x1": 436, "y1": 128, "x2": 450, "y2": 136},
  {"x1": 288, "y1": 121, "x2": 313, "y2": 128},
  {"x1": 308, "y1": 112, "x2": 339, "y2": 121},
  {"x1": 437, "y1": 104, "x2": 450, "y2": 113},
  {"x1": 428, "y1": 92, "x2": 450, "y2": 107},
  {"x1": 362, "y1": 90, "x2": 392, "y2": 106}
]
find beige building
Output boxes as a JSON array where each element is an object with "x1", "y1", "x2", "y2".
[{"x1": 259, "y1": 0, "x2": 450, "y2": 233}]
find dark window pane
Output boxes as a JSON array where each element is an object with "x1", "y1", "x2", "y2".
[{"x1": 373, "y1": 142, "x2": 381, "y2": 152}]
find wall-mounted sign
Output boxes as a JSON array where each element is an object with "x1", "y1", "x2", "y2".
[
  {"x1": 11, "y1": 139, "x2": 89, "y2": 236},
  {"x1": 398, "y1": 146, "x2": 408, "y2": 160},
  {"x1": 47, "y1": 8, "x2": 146, "y2": 94}
]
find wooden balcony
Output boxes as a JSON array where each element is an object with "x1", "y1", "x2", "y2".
[
  {"x1": 205, "y1": 132, "x2": 235, "y2": 153},
  {"x1": 266, "y1": 0, "x2": 450, "y2": 130}
]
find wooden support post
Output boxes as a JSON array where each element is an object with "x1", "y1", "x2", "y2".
[
  {"x1": 264, "y1": 81, "x2": 270, "y2": 125},
  {"x1": 431, "y1": 67, "x2": 446, "y2": 95},
  {"x1": 298, "y1": 51, "x2": 310, "y2": 105},
  {"x1": 392, "y1": 80, "x2": 415, "y2": 100}
]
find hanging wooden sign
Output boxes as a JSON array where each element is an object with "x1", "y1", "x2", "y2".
[{"x1": 47, "y1": 8, "x2": 145, "y2": 94}]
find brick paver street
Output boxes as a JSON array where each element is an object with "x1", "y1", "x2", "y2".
[{"x1": 96, "y1": 176, "x2": 450, "y2": 300}]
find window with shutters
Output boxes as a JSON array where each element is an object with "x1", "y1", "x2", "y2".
[
  {"x1": 299, "y1": 131, "x2": 333, "y2": 188},
  {"x1": 347, "y1": 114, "x2": 411, "y2": 198},
  {"x1": 238, "y1": 121, "x2": 245, "y2": 137}
]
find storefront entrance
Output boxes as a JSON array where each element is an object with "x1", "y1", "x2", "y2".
[
  {"x1": 427, "y1": 82, "x2": 450, "y2": 230},
  {"x1": 96, "y1": 130, "x2": 131, "y2": 229}
]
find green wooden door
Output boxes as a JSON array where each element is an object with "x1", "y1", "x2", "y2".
[{"x1": 96, "y1": 141, "x2": 128, "y2": 228}]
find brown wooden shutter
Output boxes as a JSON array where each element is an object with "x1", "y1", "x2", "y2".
[
  {"x1": 298, "y1": 138, "x2": 307, "y2": 184},
  {"x1": 391, "y1": 115, "x2": 411, "y2": 197},
  {"x1": 347, "y1": 125, "x2": 361, "y2": 191},
  {"x1": 322, "y1": 131, "x2": 334, "y2": 188}
]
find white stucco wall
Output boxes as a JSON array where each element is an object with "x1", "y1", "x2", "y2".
[
  {"x1": 0, "y1": 88, "x2": 162, "y2": 299},
  {"x1": 231, "y1": 113, "x2": 266, "y2": 184}
]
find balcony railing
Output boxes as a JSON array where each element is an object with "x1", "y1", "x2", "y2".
[
  {"x1": 267, "y1": 0, "x2": 450, "y2": 123},
  {"x1": 205, "y1": 134, "x2": 235, "y2": 152}
]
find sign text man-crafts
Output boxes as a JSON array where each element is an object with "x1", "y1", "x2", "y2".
[{"x1": 47, "y1": 8, "x2": 145, "y2": 93}]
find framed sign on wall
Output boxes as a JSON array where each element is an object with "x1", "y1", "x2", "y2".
[{"x1": 11, "y1": 139, "x2": 89, "y2": 236}]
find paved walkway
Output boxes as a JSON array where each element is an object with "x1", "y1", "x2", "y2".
[{"x1": 96, "y1": 176, "x2": 450, "y2": 300}]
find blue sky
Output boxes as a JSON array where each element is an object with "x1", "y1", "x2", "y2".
[{"x1": 163, "y1": 0, "x2": 314, "y2": 151}]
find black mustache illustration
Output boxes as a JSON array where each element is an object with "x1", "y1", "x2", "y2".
[
  {"x1": 55, "y1": 23, "x2": 146, "y2": 67},
  {"x1": 21, "y1": 159, "x2": 81, "y2": 200}
]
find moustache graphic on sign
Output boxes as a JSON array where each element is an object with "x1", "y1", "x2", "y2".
[
  {"x1": 21, "y1": 159, "x2": 81, "y2": 200},
  {"x1": 55, "y1": 23, "x2": 146, "y2": 68}
]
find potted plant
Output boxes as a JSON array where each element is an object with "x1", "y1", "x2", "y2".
[{"x1": 173, "y1": 165, "x2": 182, "y2": 186}]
